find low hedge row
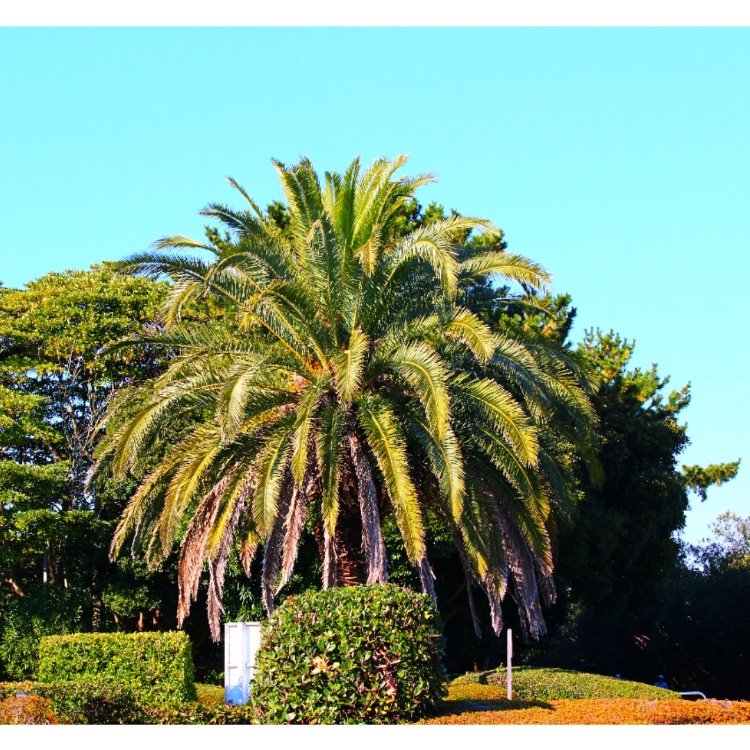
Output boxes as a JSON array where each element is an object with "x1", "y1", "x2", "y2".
[
  {"x1": 0, "y1": 680, "x2": 257, "y2": 724},
  {"x1": 0, "y1": 680, "x2": 144, "y2": 724},
  {"x1": 452, "y1": 666, "x2": 679, "y2": 700},
  {"x1": 38, "y1": 631, "x2": 196, "y2": 706}
]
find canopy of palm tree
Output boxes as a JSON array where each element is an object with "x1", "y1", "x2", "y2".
[{"x1": 95, "y1": 155, "x2": 597, "y2": 642}]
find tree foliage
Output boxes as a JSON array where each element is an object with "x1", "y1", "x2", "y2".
[{"x1": 0, "y1": 265, "x2": 169, "y2": 678}]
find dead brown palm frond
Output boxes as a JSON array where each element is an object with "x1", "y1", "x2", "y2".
[
  {"x1": 418, "y1": 557, "x2": 437, "y2": 602},
  {"x1": 348, "y1": 433, "x2": 387, "y2": 585},
  {"x1": 483, "y1": 572, "x2": 506, "y2": 636},
  {"x1": 322, "y1": 527, "x2": 338, "y2": 589},
  {"x1": 275, "y1": 481, "x2": 310, "y2": 595},
  {"x1": 206, "y1": 485, "x2": 249, "y2": 641},
  {"x1": 176, "y1": 467, "x2": 238, "y2": 628},
  {"x1": 497, "y1": 508, "x2": 546, "y2": 640},
  {"x1": 535, "y1": 558, "x2": 557, "y2": 609},
  {"x1": 261, "y1": 480, "x2": 294, "y2": 614}
]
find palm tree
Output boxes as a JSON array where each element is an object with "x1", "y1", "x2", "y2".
[{"x1": 95, "y1": 156, "x2": 597, "y2": 642}]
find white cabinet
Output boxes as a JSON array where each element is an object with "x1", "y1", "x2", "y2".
[{"x1": 224, "y1": 621, "x2": 262, "y2": 705}]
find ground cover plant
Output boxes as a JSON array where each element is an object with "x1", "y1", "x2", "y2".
[
  {"x1": 3, "y1": 664, "x2": 748, "y2": 725},
  {"x1": 423, "y1": 696, "x2": 750, "y2": 725}
]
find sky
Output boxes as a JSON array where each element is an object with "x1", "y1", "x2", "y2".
[{"x1": 0, "y1": 27, "x2": 747, "y2": 544}]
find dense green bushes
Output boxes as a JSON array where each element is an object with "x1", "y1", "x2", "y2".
[
  {"x1": 452, "y1": 666, "x2": 679, "y2": 700},
  {"x1": 251, "y1": 584, "x2": 447, "y2": 724},
  {"x1": 38, "y1": 631, "x2": 196, "y2": 706}
]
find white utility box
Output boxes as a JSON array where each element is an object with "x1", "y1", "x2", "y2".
[{"x1": 224, "y1": 621, "x2": 262, "y2": 705}]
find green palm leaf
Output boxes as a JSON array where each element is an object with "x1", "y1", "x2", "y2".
[{"x1": 356, "y1": 394, "x2": 424, "y2": 562}]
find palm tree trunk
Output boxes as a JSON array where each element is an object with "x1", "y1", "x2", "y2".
[{"x1": 334, "y1": 478, "x2": 366, "y2": 586}]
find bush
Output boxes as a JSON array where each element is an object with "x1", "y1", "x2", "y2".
[
  {"x1": 0, "y1": 679, "x2": 145, "y2": 724},
  {"x1": 0, "y1": 695, "x2": 57, "y2": 724},
  {"x1": 147, "y1": 701, "x2": 257, "y2": 725},
  {"x1": 251, "y1": 584, "x2": 447, "y2": 724},
  {"x1": 38, "y1": 631, "x2": 196, "y2": 706},
  {"x1": 452, "y1": 666, "x2": 679, "y2": 700}
]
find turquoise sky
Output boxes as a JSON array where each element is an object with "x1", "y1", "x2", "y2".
[{"x1": 1, "y1": 27, "x2": 747, "y2": 544}]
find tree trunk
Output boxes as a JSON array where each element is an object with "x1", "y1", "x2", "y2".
[
  {"x1": 91, "y1": 567, "x2": 102, "y2": 631},
  {"x1": 334, "y1": 464, "x2": 366, "y2": 586},
  {"x1": 311, "y1": 465, "x2": 367, "y2": 587}
]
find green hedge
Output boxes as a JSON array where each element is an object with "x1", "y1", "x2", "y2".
[
  {"x1": 38, "y1": 631, "x2": 196, "y2": 706},
  {"x1": 452, "y1": 667, "x2": 680, "y2": 700},
  {"x1": 251, "y1": 584, "x2": 447, "y2": 724},
  {"x1": 0, "y1": 681, "x2": 257, "y2": 725},
  {"x1": 0, "y1": 679, "x2": 143, "y2": 723}
]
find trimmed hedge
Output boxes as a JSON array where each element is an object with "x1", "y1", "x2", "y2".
[
  {"x1": 0, "y1": 679, "x2": 142, "y2": 724},
  {"x1": 452, "y1": 666, "x2": 679, "y2": 700},
  {"x1": 0, "y1": 680, "x2": 257, "y2": 725},
  {"x1": 251, "y1": 584, "x2": 447, "y2": 724},
  {"x1": 38, "y1": 631, "x2": 196, "y2": 706}
]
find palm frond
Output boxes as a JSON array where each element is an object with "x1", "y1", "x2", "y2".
[
  {"x1": 316, "y1": 405, "x2": 344, "y2": 536},
  {"x1": 332, "y1": 328, "x2": 369, "y2": 404},
  {"x1": 251, "y1": 418, "x2": 294, "y2": 536},
  {"x1": 460, "y1": 251, "x2": 551, "y2": 291},
  {"x1": 356, "y1": 394, "x2": 424, "y2": 562}
]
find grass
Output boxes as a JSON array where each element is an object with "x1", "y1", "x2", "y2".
[
  {"x1": 422, "y1": 669, "x2": 750, "y2": 725},
  {"x1": 195, "y1": 684, "x2": 225, "y2": 707}
]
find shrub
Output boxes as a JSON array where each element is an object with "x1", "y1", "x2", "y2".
[
  {"x1": 251, "y1": 584, "x2": 447, "y2": 724},
  {"x1": 0, "y1": 680, "x2": 260, "y2": 725},
  {"x1": 0, "y1": 695, "x2": 58, "y2": 724},
  {"x1": 0, "y1": 679, "x2": 145, "y2": 724},
  {"x1": 43, "y1": 680, "x2": 145, "y2": 724},
  {"x1": 38, "y1": 631, "x2": 196, "y2": 706},
  {"x1": 451, "y1": 666, "x2": 679, "y2": 700},
  {"x1": 147, "y1": 701, "x2": 257, "y2": 725}
]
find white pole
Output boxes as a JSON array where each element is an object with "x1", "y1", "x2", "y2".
[{"x1": 507, "y1": 628, "x2": 513, "y2": 700}]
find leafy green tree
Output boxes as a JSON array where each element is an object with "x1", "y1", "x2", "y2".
[
  {"x1": 654, "y1": 514, "x2": 750, "y2": 699},
  {"x1": 558, "y1": 329, "x2": 693, "y2": 615},
  {"x1": 96, "y1": 156, "x2": 598, "y2": 641},
  {"x1": 682, "y1": 464, "x2": 741, "y2": 502},
  {"x1": 688, "y1": 511, "x2": 749, "y2": 572},
  {"x1": 534, "y1": 327, "x2": 739, "y2": 679},
  {"x1": 0, "y1": 265, "x2": 168, "y2": 676}
]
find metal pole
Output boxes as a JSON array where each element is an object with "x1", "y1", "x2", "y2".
[{"x1": 507, "y1": 628, "x2": 513, "y2": 700}]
